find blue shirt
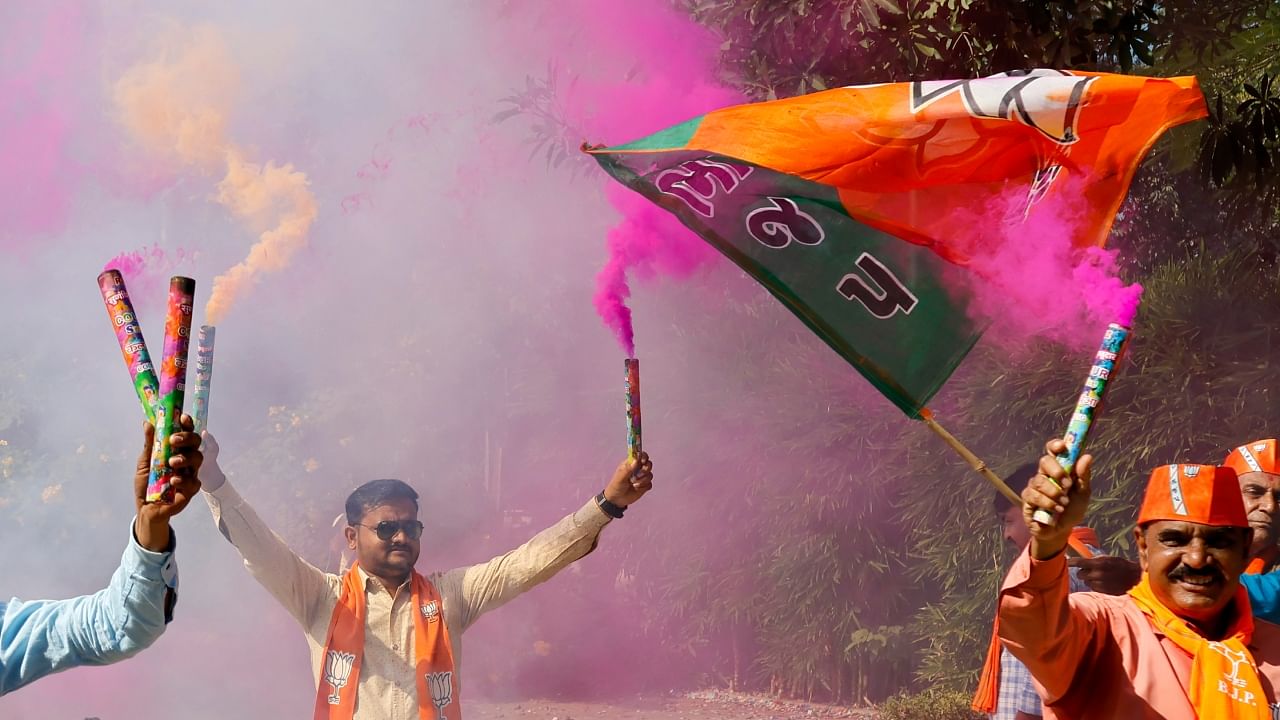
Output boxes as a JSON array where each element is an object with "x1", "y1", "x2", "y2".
[
  {"x1": 1243, "y1": 569, "x2": 1280, "y2": 625},
  {"x1": 0, "y1": 520, "x2": 178, "y2": 695}
]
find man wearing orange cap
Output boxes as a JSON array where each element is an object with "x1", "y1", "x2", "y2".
[
  {"x1": 1230, "y1": 440, "x2": 1280, "y2": 624},
  {"x1": 1226, "y1": 440, "x2": 1280, "y2": 575},
  {"x1": 1000, "y1": 438, "x2": 1280, "y2": 719}
]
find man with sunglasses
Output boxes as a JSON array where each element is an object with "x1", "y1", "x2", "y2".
[{"x1": 199, "y1": 433, "x2": 653, "y2": 719}]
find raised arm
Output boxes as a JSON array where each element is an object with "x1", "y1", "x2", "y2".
[
  {"x1": 0, "y1": 525, "x2": 176, "y2": 695},
  {"x1": 998, "y1": 547, "x2": 1111, "y2": 703},
  {"x1": 444, "y1": 453, "x2": 654, "y2": 631},
  {"x1": 0, "y1": 418, "x2": 199, "y2": 696},
  {"x1": 200, "y1": 432, "x2": 333, "y2": 628},
  {"x1": 999, "y1": 438, "x2": 1108, "y2": 703}
]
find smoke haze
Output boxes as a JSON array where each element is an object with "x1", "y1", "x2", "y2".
[{"x1": 0, "y1": 1, "x2": 1150, "y2": 718}]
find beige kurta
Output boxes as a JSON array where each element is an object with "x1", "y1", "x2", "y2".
[{"x1": 204, "y1": 480, "x2": 612, "y2": 719}]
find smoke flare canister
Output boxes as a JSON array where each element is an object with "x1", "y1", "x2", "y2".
[
  {"x1": 192, "y1": 325, "x2": 216, "y2": 435},
  {"x1": 1032, "y1": 323, "x2": 1130, "y2": 525},
  {"x1": 146, "y1": 277, "x2": 196, "y2": 503},
  {"x1": 625, "y1": 359, "x2": 641, "y2": 460},
  {"x1": 97, "y1": 270, "x2": 161, "y2": 423}
]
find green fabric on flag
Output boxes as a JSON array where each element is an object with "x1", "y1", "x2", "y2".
[
  {"x1": 592, "y1": 150, "x2": 984, "y2": 417},
  {"x1": 608, "y1": 116, "x2": 705, "y2": 152}
]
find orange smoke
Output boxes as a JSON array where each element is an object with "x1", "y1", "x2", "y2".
[{"x1": 112, "y1": 25, "x2": 317, "y2": 324}]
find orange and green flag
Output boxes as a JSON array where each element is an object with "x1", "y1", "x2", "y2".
[{"x1": 586, "y1": 69, "x2": 1205, "y2": 416}]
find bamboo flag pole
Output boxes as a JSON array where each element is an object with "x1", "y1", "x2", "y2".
[{"x1": 920, "y1": 407, "x2": 1093, "y2": 558}]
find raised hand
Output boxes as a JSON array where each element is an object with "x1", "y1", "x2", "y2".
[
  {"x1": 603, "y1": 451, "x2": 654, "y2": 508},
  {"x1": 133, "y1": 414, "x2": 203, "y2": 551},
  {"x1": 1023, "y1": 438, "x2": 1093, "y2": 560}
]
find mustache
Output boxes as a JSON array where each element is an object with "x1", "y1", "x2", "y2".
[
  {"x1": 387, "y1": 544, "x2": 414, "y2": 553},
  {"x1": 1167, "y1": 565, "x2": 1224, "y2": 584}
]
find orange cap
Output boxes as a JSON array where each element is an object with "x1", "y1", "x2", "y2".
[
  {"x1": 1224, "y1": 439, "x2": 1279, "y2": 477},
  {"x1": 1137, "y1": 464, "x2": 1247, "y2": 527}
]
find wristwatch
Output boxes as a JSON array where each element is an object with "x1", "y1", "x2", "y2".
[{"x1": 595, "y1": 491, "x2": 626, "y2": 519}]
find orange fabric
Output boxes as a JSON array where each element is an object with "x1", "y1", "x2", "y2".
[
  {"x1": 675, "y1": 71, "x2": 1205, "y2": 265},
  {"x1": 314, "y1": 563, "x2": 459, "y2": 720},
  {"x1": 1068, "y1": 527, "x2": 1098, "y2": 558},
  {"x1": 1247, "y1": 545, "x2": 1280, "y2": 576},
  {"x1": 972, "y1": 620, "x2": 1003, "y2": 713},
  {"x1": 1226, "y1": 440, "x2": 1280, "y2": 477},
  {"x1": 1128, "y1": 574, "x2": 1269, "y2": 720},
  {"x1": 1138, "y1": 464, "x2": 1247, "y2": 528}
]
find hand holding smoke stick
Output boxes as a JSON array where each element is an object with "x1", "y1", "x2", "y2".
[
  {"x1": 98, "y1": 269, "x2": 198, "y2": 504},
  {"x1": 598, "y1": 357, "x2": 654, "y2": 515},
  {"x1": 919, "y1": 409, "x2": 1094, "y2": 558},
  {"x1": 1031, "y1": 323, "x2": 1130, "y2": 528}
]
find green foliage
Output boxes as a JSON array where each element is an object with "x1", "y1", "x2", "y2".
[{"x1": 878, "y1": 688, "x2": 983, "y2": 720}]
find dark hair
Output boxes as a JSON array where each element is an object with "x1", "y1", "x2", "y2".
[
  {"x1": 994, "y1": 461, "x2": 1040, "y2": 513},
  {"x1": 345, "y1": 479, "x2": 420, "y2": 525}
]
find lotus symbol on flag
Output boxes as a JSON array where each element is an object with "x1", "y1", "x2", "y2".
[
  {"x1": 323, "y1": 650, "x2": 356, "y2": 705},
  {"x1": 427, "y1": 671, "x2": 454, "y2": 719}
]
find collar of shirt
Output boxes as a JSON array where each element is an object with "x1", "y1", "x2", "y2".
[{"x1": 356, "y1": 566, "x2": 411, "y2": 598}]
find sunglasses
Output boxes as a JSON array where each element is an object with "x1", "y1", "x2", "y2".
[{"x1": 354, "y1": 519, "x2": 424, "y2": 541}]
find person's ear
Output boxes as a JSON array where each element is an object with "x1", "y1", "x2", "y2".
[{"x1": 345, "y1": 525, "x2": 358, "y2": 549}]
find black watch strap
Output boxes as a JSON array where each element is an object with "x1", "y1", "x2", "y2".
[{"x1": 595, "y1": 491, "x2": 625, "y2": 519}]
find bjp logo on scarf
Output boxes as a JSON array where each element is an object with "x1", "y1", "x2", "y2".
[
  {"x1": 427, "y1": 671, "x2": 454, "y2": 720},
  {"x1": 323, "y1": 650, "x2": 356, "y2": 705},
  {"x1": 1211, "y1": 642, "x2": 1259, "y2": 706},
  {"x1": 420, "y1": 600, "x2": 440, "y2": 623}
]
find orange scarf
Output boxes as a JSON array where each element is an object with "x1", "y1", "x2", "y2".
[
  {"x1": 1128, "y1": 574, "x2": 1269, "y2": 720},
  {"x1": 314, "y1": 563, "x2": 460, "y2": 720},
  {"x1": 972, "y1": 533, "x2": 1096, "y2": 713}
]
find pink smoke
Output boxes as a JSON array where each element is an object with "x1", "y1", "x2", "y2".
[
  {"x1": 0, "y1": 2, "x2": 91, "y2": 251},
  {"x1": 102, "y1": 244, "x2": 197, "y2": 296},
  {"x1": 502, "y1": 0, "x2": 742, "y2": 353},
  {"x1": 959, "y1": 177, "x2": 1144, "y2": 349},
  {"x1": 594, "y1": 187, "x2": 720, "y2": 356}
]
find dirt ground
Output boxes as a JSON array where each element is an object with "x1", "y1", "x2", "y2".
[{"x1": 470, "y1": 690, "x2": 878, "y2": 720}]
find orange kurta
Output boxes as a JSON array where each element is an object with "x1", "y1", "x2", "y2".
[{"x1": 998, "y1": 548, "x2": 1280, "y2": 719}]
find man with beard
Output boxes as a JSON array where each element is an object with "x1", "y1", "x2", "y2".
[
  {"x1": 199, "y1": 434, "x2": 653, "y2": 720},
  {"x1": 1001, "y1": 438, "x2": 1280, "y2": 719}
]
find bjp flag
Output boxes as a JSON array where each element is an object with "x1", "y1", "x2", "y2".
[{"x1": 587, "y1": 70, "x2": 1205, "y2": 416}]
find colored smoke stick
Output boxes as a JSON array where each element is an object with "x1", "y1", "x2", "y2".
[
  {"x1": 1032, "y1": 323, "x2": 1130, "y2": 525},
  {"x1": 97, "y1": 269, "x2": 161, "y2": 423},
  {"x1": 192, "y1": 325, "x2": 216, "y2": 434},
  {"x1": 147, "y1": 277, "x2": 196, "y2": 503},
  {"x1": 625, "y1": 358, "x2": 641, "y2": 459}
]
